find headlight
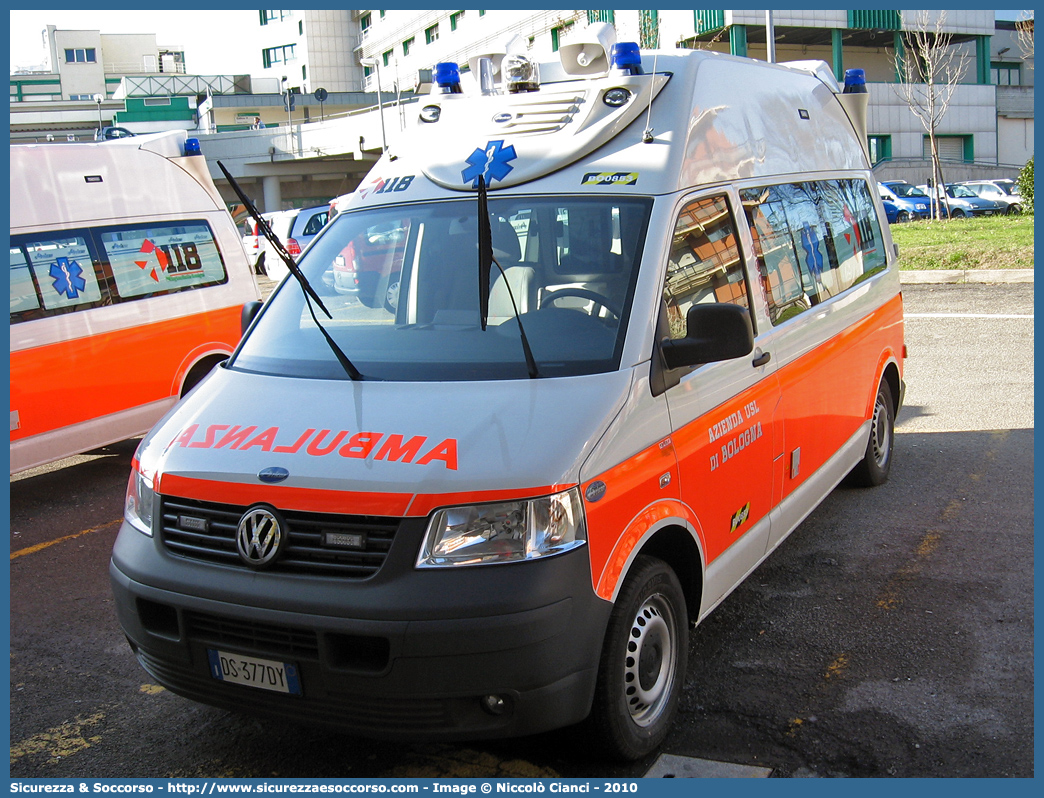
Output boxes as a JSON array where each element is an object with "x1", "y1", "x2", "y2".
[
  {"x1": 418, "y1": 488, "x2": 586, "y2": 567},
  {"x1": 125, "y1": 462, "x2": 156, "y2": 536}
]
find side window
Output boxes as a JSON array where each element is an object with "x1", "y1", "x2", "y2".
[
  {"x1": 10, "y1": 221, "x2": 228, "y2": 325},
  {"x1": 301, "y1": 211, "x2": 328, "y2": 236},
  {"x1": 741, "y1": 179, "x2": 886, "y2": 326},
  {"x1": 100, "y1": 222, "x2": 227, "y2": 299},
  {"x1": 662, "y1": 194, "x2": 749, "y2": 340},
  {"x1": 18, "y1": 234, "x2": 104, "y2": 314}
]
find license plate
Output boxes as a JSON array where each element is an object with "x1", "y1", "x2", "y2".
[{"x1": 207, "y1": 649, "x2": 302, "y2": 695}]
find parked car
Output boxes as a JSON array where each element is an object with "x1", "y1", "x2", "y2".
[
  {"x1": 916, "y1": 183, "x2": 1007, "y2": 218},
  {"x1": 331, "y1": 221, "x2": 408, "y2": 311},
  {"x1": 263, "y1": 205, "x2": 330, "y2": 280},
  {"x1": 242, "y1": 211, "x2": 282, "y2": 275},
  {"x1": 93, "y1": 126, "x2": 136, "y2": 141},
  {"x1": 878, "y1": 182, "x2": 930, "y2": 223},
  {"x1": 959, "y1": 179, "x2": 1023, "y2": 214}
]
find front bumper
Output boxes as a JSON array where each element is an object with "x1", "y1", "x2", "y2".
[{"x1": 110, "y1": 518, "x2": 612, "y2": 740}]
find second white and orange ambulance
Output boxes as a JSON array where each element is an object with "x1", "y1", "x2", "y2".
[{"x1": 111, "y1": 33, "x2": 904, "y2": 760}]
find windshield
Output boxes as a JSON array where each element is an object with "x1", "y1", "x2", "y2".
[
  {"x1": 947, "y1": 185, "x2": 976, "y2": 198},
  {"x1": 888, "y1": 183, "x2": 928, "y2": 198},
  {"x1": 231, "y1": 196, "x2": 651, "y2": 381}
]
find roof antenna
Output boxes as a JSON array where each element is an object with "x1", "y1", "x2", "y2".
[{"x1": 642, "y1": 52, "x2": 659, "y2": 143}]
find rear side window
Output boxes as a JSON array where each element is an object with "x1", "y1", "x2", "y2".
[
  {"x1": 740, "y1": 178, "x2": 886, "y2": 326},
  {"x1": 300, "y1": 211, "x2": 328, "y2": 236},
  {"x1": 10, "y1": 220, "x2": 228, "y2": 324}
]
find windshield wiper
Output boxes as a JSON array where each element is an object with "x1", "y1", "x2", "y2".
[
  {"x1": 217, "y1": 160, "x2": 363, "y2": 381},
  {"x1": 476, "y1": 175, "x2": 539, "y2": 379}
]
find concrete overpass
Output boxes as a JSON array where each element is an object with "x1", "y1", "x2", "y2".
[{"x1": 197, "y1": 99, "x2": 417, "y2": 213}]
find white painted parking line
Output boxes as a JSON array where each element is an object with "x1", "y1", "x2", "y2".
[
  {"x1": 905, "y1": 313, "x2": 1033, "y2": 319},
  {"x1": 644, "y1": 753, "x2": 773, "y2": 778}
]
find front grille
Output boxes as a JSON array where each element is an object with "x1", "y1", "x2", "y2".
[
  {"x1": 159, "y1": 495, "x2": 400, "y2": 578},
  {"x1": 184, "y1": 610, "x2": 320, "y2": 659}
]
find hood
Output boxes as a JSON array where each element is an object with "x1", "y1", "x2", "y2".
[{"x1": 137, "y1": 366, "x2": 635, "y2": 518}]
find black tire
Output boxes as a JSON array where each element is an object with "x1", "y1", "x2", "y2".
[
  {"x1": 846, "y1": 380, "x2": 895, "y2": 487},
  {"x1": 896, "y1": 211, "x2": 913, "y2": 223},
  {"x1": 590, "y1": 556, "x2": 688, "y2": 761},
  {"x1": 1007, "y1": 204, "x2": 1023, "y2": 215},
  {"x1": 384, "y1": 273, "x2": 400, "y2": 313},
  {"x1": 950, "y1": 208, "x2": 966, "y2": 219}
]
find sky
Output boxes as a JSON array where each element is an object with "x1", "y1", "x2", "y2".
[{"x1": 8, "y1": 8, "x2": 1035, "y2": 76}]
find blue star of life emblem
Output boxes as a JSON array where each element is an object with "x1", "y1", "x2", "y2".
[
  {"x1": 461, "y1": 140, "x2": 517, "y2": 188},
  {"x1": 49, "y1": 257, "x2": 87, "y2": 299}
]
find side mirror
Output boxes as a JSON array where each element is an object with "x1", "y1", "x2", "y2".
[
  {"x1": 241, "y1": 300, "x2": 263, "y2": 335},
  {"x1": 660, "y1": 303, "x2": 754, "y2": 370}
]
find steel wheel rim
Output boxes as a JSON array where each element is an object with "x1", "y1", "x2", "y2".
[
  {"x1": 623, "y1": 593, "x2": 678, "y2": 727},
  {"x1": 870, "y1": 394, "x2": 891, "y2": 468}
]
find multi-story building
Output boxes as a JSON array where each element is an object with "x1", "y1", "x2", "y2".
[
  {"x1": 346, "y1": 8, "x2": 1032, "y2": 178},
  {"x1": 11, "y1": 11, "x2": 1033, "y2": 209},
  {"x1": 10, "y1": 24, "x2": 214, "y2": 141}
]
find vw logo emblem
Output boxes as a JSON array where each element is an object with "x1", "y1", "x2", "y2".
[
  {"x1": 258, "y1": 466, "x2": 290, "y2": 484},
  {"x1": 236, "y1": 505, "x2": 286, "y2": 568}
]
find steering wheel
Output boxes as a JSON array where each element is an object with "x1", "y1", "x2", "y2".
[{"x1": 538, "y1": 287, "x2": 621, "y2": 320}]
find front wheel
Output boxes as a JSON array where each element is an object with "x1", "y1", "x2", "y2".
[
  {"x1": 590, "y1": 556, "x2": 688, "y2": 761},
  {"x1": 846, "y1": 380, "x2": 895, "y2": 487}
]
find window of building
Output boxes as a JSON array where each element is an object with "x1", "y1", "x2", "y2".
[
  {"x1": 924, "y1": 135, "x2": 971, "y2": 162},
  {"x1": 740, "y1": 179, "x2": 886, "y2": 326},
  {"x1": 403, "y1": 37, "x2": 415, "y2": 56},
  {"x1": 426, "y1": 25, "x2": 439, "y2": 44},
  {"x1": 382, "y1": 49, "x2": 393, "y2": 67},
  {"x1": 260, "y1": 10, "x2": 291, "y2": 25},
  {"x1": 360, "y1": 12, "x2": 371, "y2": 31},
  {"x1": 143, "y1": 97, "x2": 172, "y2": 106},
  {"x1": 551, "y1": 23, "x2": 574, "y2": 52},
  {"x1": 68, "y1": 94, "x2": 98, "y2": 101},
  {"x1": 867, "y1": 135, "x2": 892, "y2": 165},
  {"x1": 450, "y1": 11, "x2": 464, "y2": 31},
  {"x1": 262, "y1": 43, "x2": 296, "y2": 69},
  {"x1": 992, "y1": 62, "x2": 1022, "y2": 86},
  {"x1": 363, "y1": 65, "x2": 374, "y2": 78},
  {"x1": 663, "y1": 194, "x2": 750, "y2": 340},
  {"x1": 64, "y1": 48, "x2": 96, "y2": 64},
  {"x1": 299, "y1": 20, "x2": 303, "y2": 36}
]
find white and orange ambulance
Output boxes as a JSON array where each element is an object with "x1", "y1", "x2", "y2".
[
  {"x1": 10, "y1": 131, "x2": 260, "y2": 474},
  {"x1": 111, "y1": 35, "x2": 904, "y2": 760}
]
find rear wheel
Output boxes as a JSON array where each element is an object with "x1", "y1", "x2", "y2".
[
  {"x1": 590, "y1": 556, "x2": 688, "y2": 761},
  {"x1": 846, "y1": 380, "x2": 895, "y2": 487}
]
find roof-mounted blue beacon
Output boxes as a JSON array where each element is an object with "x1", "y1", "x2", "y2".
[
  {"x1": 843, "y1": 68, "x2": 867, "y2": 94},
  {"x1": 610, "y1": 42, "x2": 643, "y2": 75},
  {"x1": 434, "y1": 62, "x2": 463, "y2": 94}
]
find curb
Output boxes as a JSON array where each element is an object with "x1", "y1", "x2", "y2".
[{"x1": 899, "y1": 269, "x2": 1034, "y2": 284}]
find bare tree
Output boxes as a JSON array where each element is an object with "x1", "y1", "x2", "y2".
[
  {"x1": 892, "y1": 11, "x2": 970, "y2": 220},
  {"x1": 1016, "y1": 12, "x2": 1034, "y2": 71}
]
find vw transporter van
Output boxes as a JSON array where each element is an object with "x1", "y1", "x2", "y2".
[
  {"x1": 10, "y1": 131, "x2": 260, "y2": 473},
  {"x1": 111, "y1": 36, "x2": 904, "y2": 760}
]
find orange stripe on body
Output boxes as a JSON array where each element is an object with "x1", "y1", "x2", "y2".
[
  {"x1": 10, "y1": 306, "x2": 241, "y2": 441},
  {"x1": 157, "y1": 473, "x2": 568, "y2": 519},
  {"x1": 583, "y1": 437, "x2": 681, "y2": 601}
]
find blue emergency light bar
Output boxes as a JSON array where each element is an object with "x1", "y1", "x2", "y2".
[
  {"x1": 843, "y1": 68, "x2": 867, "y2": 94},
  {"x1": 184, "y1": 137, "x2": 202, "y2": 156},
  {"x1": 611, "y1": 42, "x2": 643, "y2": 74},
  {"x1": 434, "y1": 62, "x2": 463, "y2": 94}
]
